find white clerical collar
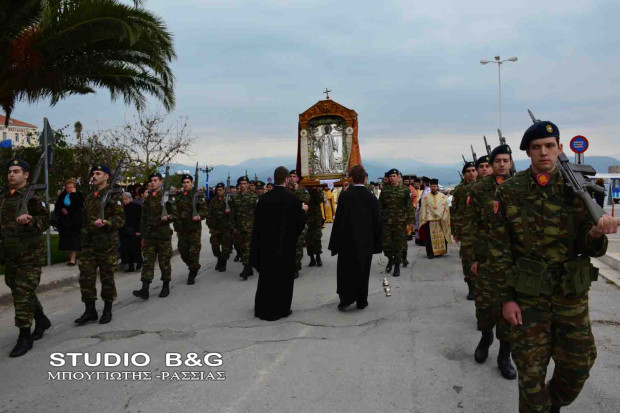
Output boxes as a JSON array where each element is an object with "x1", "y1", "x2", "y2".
[{"x1": 353, "y1": 184, "x2": 365, "y2": 187}]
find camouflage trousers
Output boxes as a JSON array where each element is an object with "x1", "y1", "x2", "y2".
[
  {"x1": 459, "y1": 246, "x2": 476, "y2": 282},
  {"x1": 78, "y1": 248, "x2": 118, "y2": 302},
  {"x1": 141, "y1": 238, "x2": 173, "y2": 282},
  {"x1": 475, "y1": 264, "x2": 510, "y2": 341},
  {"x1": 177, "y1": 230, "x2": 202, "y2": 271},
  {"x1": 235, "y1": 228, "x2": 252, "y2": 265},
  {"x1": 305, "y1": 220, "x2": 322, "y2": 256},
  {"x1": 511, "y1": 292, "x2": 596, "y2": 413},
  {"x1": 295, "y1": 226, "x2": 307, "y2": 270},
  {"x1": 4, "y1": 262, "x2": 43, "y2": 328},
  {"x1": 210, "y1": 228, "x2": 231, "y2": 260},
  {"x1": 382, "y1": 222, "x2": 406, "y2": 264}
]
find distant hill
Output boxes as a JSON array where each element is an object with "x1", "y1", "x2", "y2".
[{"x1": 164, "y1": 156, "x2": 620, "y2": 187}]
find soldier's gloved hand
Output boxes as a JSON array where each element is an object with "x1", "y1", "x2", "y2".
[
  {"x1": 161, "y1": 215, "x2": 169, "y2": 222},
  {"x1": 192, "y1": 215, "x2": 201, "y2": 221},
  {"x1": 16, "y1": 214, "x2": 32, "y2": 225},
  {"x1": 590, "y1": 215, "x2": 620, "y2": 238},
  {"x1": 503, "y1": 302, "x2": 523, "y2": 326}
]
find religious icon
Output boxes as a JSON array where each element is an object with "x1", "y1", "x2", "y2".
[{"x1": 308, "y1": 120, "x2": 344, "y2": 175}]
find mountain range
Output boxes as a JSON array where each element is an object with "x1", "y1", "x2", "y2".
[{"x1": 165, "y1": 156, "x2": 620, "y2": 187}]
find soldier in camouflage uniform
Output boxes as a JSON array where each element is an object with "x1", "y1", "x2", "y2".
[
  {"x1": 207, "y1": 182, "x2": 232, "y2": 272},
  {"x1": 255, "y1": 180, "x2": 266, "y2": 196},
  {"x1": 173, "y1": 174, "x2": 207, "y2": 285},
  {"x1": 488, "y1": 120, "x2": 618, "y2": 413},
  {"x1": 75, "y1": 164, "x2": 125, "y2": 326},
  {"x1": 132, "y1": 172, "x2": 177, "y2": 299},
  {"x1": 451, "y1": 161, "x2": 478, "y2": 300},
  {"x1": 1, "y1": 159, "x2": 50, "y2": 357},
  {"x1": 461, "y1": 145, "x2": 516, "y2": 380},
  {"x1": 306, "y1": 186, "x2": 324, "y2": 267},
  {"x1": 287, "y1": 169, "x2": 309, "y2": 278},
  {"x1": 230, "y1": 176, "x2": 259, "y2": 280},
  {"x1": 379, "y1": 168, "x2": 415, "y2": 277}
]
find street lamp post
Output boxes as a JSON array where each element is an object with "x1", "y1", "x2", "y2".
[{"x1": 480, "y1": 56, "x2": 518, "y2": 130}]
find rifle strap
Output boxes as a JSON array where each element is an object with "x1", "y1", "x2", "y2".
[{"x1": 515, "y1": 172, "x2": 531, "y2": 257}]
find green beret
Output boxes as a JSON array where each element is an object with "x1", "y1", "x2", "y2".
[{"x1": 520, "y1": 121, "x2": 559, "y2": 150}]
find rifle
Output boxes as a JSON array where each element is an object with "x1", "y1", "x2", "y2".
[
  {"x1": 192, "y1": 162, "x2": 201, "y2": 218},
  {"x1": 98, "y1": 153, "x2": 125, "y2": 220},
  {"x1": 527, "y1": 109, "x2": 605, "y2": 222},
  {"x1": 497, "y1": 129, "x2": 517, "y2": 177},
  {"x1": 461, "y1": 155, "x2": 468, "y2": 166},
  {"x1": 17, "y1": 149, "x2": 47, "y2": 217},
  {"x1": 470, "y1": 145, "x2": 477, "y2": 163},
  {"x1": 224, "y1": 173, "x2": 231, "y2": 213},
  {"x1": 161, "y1": 165, "x2": 171, "y2": 218},
  {"x1": 483, "y1": 136, "x2": 492, "y2": 156}
]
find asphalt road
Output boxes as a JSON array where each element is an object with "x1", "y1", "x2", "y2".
[{"x1": 0, "y1": 226, "x2": 618, "y2": 413}]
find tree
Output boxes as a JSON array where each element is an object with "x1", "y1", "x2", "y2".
[
  {"x1": 74, "y1": 121, "x2": 83, "y2": 144},
  {"x1": 0, "y1": 0, "x2": 176, "y2": 126},
  {"x1": 104, "y1": 111, "x2": 195, "y2": 178}
]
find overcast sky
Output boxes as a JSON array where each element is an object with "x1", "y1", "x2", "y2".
[{"x1": 13, "y1": 0, "x2": 620, "y2": 166}]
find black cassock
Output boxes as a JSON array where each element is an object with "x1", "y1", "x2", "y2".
[
  {"x1": 250, "y1": 186, "x2": 307, "y2": 321},
  {"x1": 328, "y1": 186, "x2": 382, "y2": 305}
]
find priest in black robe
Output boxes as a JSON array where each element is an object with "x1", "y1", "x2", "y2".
[
  {"x1": 251, "y1": 166, "x2": 308, "y2": 321},
  {"x1": 328, "y1": 165, "x2": 382, "y2": 310}
]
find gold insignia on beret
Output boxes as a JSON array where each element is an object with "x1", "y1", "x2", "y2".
[
  {"x1": 97, "y1": 165, "x2": 101, "y2": 169},
  {"x1": 13, "y1": 160, "x2": 18, "y2": 165},
  {"x1": 507, "y1": 147, "x2": 511, "y2": 153},
  {"x1": 546, "y1": 125, "x2": 553, "y2": 133}
]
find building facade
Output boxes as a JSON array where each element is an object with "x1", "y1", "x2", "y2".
[{"x1": 0, "y1": 115, "x2": 38, "y2": 147}]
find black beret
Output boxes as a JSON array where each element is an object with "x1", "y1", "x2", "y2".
[
  {"x1": 249, "y1": 180, "x2": 255, "y2": 185},
  {"x1": 490, "y1": 144, "x2": 513, "y2": 162},
  {"x1": 462, "y1": 161, "x2": 476, "y2": 174},
  {"x1": 475, "y1": 155, "x2": 491, "y2": 168},
  {"x1": 90, "y1": 164, "x2": 111, "y2": 175},
  {"x1": 387, "y1": 168, "x2": 400, "y2": 176},
  {"x1": 7, "y1": 159, "x2": 29, "y2": 172},
  {"x1": 255, "y1": 181, "x2": 265, "y2": 189},
  {"x1": 289, "y1": 169, "x2": 298, "y2": 176},
  {"x1": 215, "y1": 182, "x2": 225, "y2": 189},
  {"x1": 266, "y1": 182, "x2": 273, "y2": 187},
  {"x1": 237, "y1": 176, "x2": 249, "y2": 184},
  {"x1": 148, "y1": 172, "x2": 163, "y2": 181},
  {"x1": 430, "y1": 178, "x2": 439, "y2": 185},
  {"x1": 520, "y1": 121, "x2": 559, "y2": 150},
  {"x1": 181, "y1": 174, "x2": 193, "y2": 182}
]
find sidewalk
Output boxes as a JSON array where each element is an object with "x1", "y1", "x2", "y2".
[{"x1": 0, "y1": 233, "x2": 180, "y2": 306}]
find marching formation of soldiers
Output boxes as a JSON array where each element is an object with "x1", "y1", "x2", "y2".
[{"x1": 1, "y1": 114, "x2": 618, "y2": 413}]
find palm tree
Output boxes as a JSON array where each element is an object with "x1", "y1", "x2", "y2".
[
  {"x1": 74, "y1": 120, "x2": 83, "y2": 144},
  {"x1": 0, "y1": 0, "x2": 176, "y2": 126}
]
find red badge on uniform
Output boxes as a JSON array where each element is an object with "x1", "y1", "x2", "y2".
[
  {"x1": 466, "y1": 195, "x2": 471, "y2": 205},
  {"x1": 495, "y1": 176, "x2": 504, "y2": 185},
  {"x1": 536, "y1": 173, "x2": 549, "y2": 187},
  {"x1": 493, "y1": 200, "x2": 500, "y2": 214}
]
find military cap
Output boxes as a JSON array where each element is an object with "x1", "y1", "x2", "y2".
[
  {"x1": 237, "y1": 176, "x2": 249, "y2": 184},
  {"x1": 215, "y1": 182, "x2": 225, "y2": 189},
  {"x1": 7, "y1": 159, "x2": 29, "y2": 172},
  {"x1": 475, "y1": 155, "x2": 491, "y2": 168},
  {"x1": 430, "y1": 178, "x2": 439, "y2": 185},
  {"x1": 462, "y1": 161, "x2": 476, "y2": 174},
  {"x1": 490, "y1": 144, "x2": 513, "y2": 162},
  {"x1": 255, "y1": 181, "x2": 265, "y2": 189},
  {"x1": 266, "y1": 182, "x2": 273, "y2": 187},
  {"x1": 148, "y1": 172, "x2": 163, "y2": 181},
  {"x1": 90, "y1": 164, "x2": 111, "y2": 175},
  {"x1": 249, "y1": 180, "x2": 255, "y2": 185},
  {"x1": 387, "y1": 168, "x2": 400, "y2": 176},
  {"x1": 520, "y1": 120, "x2": 560, "y2": 150},
  {"x1": 181, "y1": 174, "x2": 193, "y2": 182},
  {"x1": 289, "y1": 169, "x2": 298, "y2": 176}
]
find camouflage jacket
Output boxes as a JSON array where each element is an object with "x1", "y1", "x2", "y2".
[
  {"x1": 206, "y1": 195, "x2": 231, "y2": 230},
  {"x1": 307, "y1": 188, "x2": 324, "y2": 221},
  {"x1": 230, "y1": 190, "x2": 258, "y2": 231},
  {"x1": 379, "y1": 184, "x2": 415, "y2": 225},
  {"x1": 289, "y1": 185, "x2": 310, "y2": 204},
  {"x1": 173, "y1": 189, "x2": 207, "y2": 233},
  {"x1": 0, "y1": 186, "x2": 49, "y2": 263},
  {"x1": 140, "y1": 189, "x2": 177, "y2": 241},
  {"x1": 450, "y1": 181, "x2": 468, "y2": 239},
  {"x1": 488, "y1": 168, "x2": 608, "y2": 302},
  {"x1": 82, "y1": 186, "x2": 125, "y2": 252}
]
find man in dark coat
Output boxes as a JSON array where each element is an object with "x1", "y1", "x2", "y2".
[
  {"x1": 329, "y1": 165, "x2": 382, "y2": 310},
  {"x1": 251, "y1": 166, "x2": 308, "y2": 321}
]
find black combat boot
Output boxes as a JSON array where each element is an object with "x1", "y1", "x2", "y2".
[
  {"x1": 466, "y1": 280, "x2": 475, "y2": 301},
  {"x1": 214, "y1": 258, "x2": 223, "y2": 272},
  {"x1": 159, "y1": 281, "x2": 170, "y2": 297},
  {"x1": 474, "y1": 330, "x2": 494, "y2": 363},
  {"x1": 385, "y1": 258, "x2": 393, "y2": 273},
  {"x1": 316, "y1": 254, "x2": 322, "y2": 267},
  {"x1": 125, "y1": 263, "x2": 135, "y2": 273},
  {"x1": 9, "y1": 328, "x2": 33, "y2": 358},
  {"x1": 234, "y1": 253, "x2": 241, "y2": 262},
  {"x1": 393, "y1": 263, "x2": 401, "y2": 277},
  {"x1": 220, "y1": 259, "x2": 227, "y2": 272},
  {"x1": 99, "y1": 301, "x2": 113, "y2": 325},
  {"x1": 31, "y1": 310, "x2": 52, "y2": 340},
  {"x1": 402, "y1": 251, "x2": 409, "y2": 268},
  {"x1": 74, "y1": 301, "x2": 98, "y2": 325},
  {"x1": 240, "y1": 264, "x2": 253, "y2": 280},
  {"x1": 132, "y1": 281, "x2": 150, "y2": 300},
  {"x1": 550, "y1": 405, "x2": 561, "y2": 413},
  {"x1": 187, "y1": 269, "x2": 198, "y2": 285},
  {"x1": 497, "y1": 340, "x2": 517, "y2": 380},
  {"x1": 308, "y1": 255, "x2": 316, "y2": 267}
]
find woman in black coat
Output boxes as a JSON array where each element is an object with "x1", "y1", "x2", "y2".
[{"x1": 54, "y1": 180, "x2": 84, "y2": 265}]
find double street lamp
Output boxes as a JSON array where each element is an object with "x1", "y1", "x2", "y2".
[{"x1": 480, "y1": 56, "x2": 518, "y2": 130}]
